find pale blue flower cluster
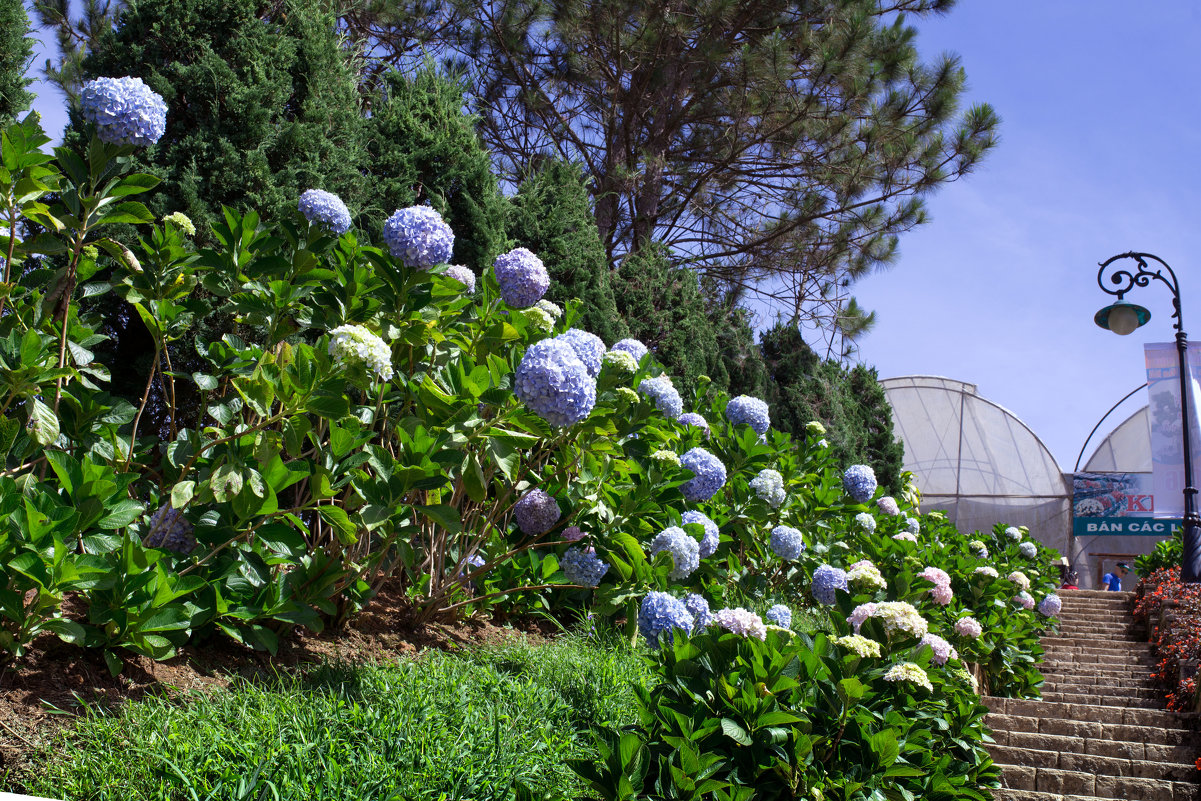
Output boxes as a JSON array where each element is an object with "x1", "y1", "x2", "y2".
[
  {"x1": 638, "y1": 591, "x2": 694, "y2": 648},
  {"x1": 1037, "y1": 593, "x2": 1062, "y2": 617},
  {"x1": 812, "y1": 565, "x2": 848, "y2": 605},
  {"x1": 855, "y1": 512, "x2": 877, "y2": 533},
  {"x1": 466, "y1": 554, "x2": 486, "y2": 569},
  {"x1": 684, "y1": 593, "x2": 712, "y2": 628},
  {"x1": 556, "y1": 329, "x2": 606, "y2": 377},
  {"x1": 725, "y1": 395, "x2": 770, "y2": 435},
  {"x1": 749, "y1": 468, "x2": 786, "y2": 508},
  {"x1": 298, "y1": 189, "x2": 352, "y2": 234},
  {"x1": 682, "y1": 510, "x2": 720, "y2": 558},
  {"x1": 383, "y1": 205, "x2": 454, "y2": 268},
  {"x1": 678, "y1": 412, "x2": 709, "y2": 433},
  {"x1": 1018, "y1": 541, "x2": 1037, "y2": 559},
  {"x1": 144, "y1": 504, "x2": 196, "y2": 554},
  {"x1": 80, "y1": 76, "x2": 167, "y2": 146},
  {"x1": 679, "y1": 447, "x2": 726, "y2": 501},
  {"x1": 905, "y1": 517, "x2": 921, "y2": 536},
  {"x1": 770, "y1": 525, "x2": 805, "y2": 560},
  {"x1": 842, "y1": 465, "x2": 878, "y2": 503},
  {"x1": 638, "y1": 375, "x2": 683, "y2": 419},
  {"x1": 649, "y1": 526, "x2": 700, "y2": 580},
  {"x1": 611, "y1": 338, "x2": 649, "y2": 363},
  {"x1": 561, "y1": 547, "x2": 608, "y2": 587},
  {"x1": 877, "y1": 496, "x2": 900, "y2": 516},
  {"x1": 494, "y1": 247, "x2": 549, "y2": 307},
  {"x1": 766, "y1": 604, "x2": 792, "y2": 629},
  {"x1": 443, "y1": 265, "x2": 476, "y2": 292},
  {"x1": 513, "y1": 489, "x2": 560, "y2": 536},
  {"x1": 514, "y1": 339, "x2": 597, "y2": 426}
]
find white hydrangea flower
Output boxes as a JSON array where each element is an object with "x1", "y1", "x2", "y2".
[
  {"x1": 885, "y1": 662, "x2": 933, "y2": 692},
  {"x1": 328, "y1": 325, "x2": 393, "y2": 381},
  {"x1": 835, "y1": 633, "x2": 882, "y2": 658},
  {"x1": 603, "y1": 349, "x2": 638, "y2": 373},
  {"x1": 847, "y1": 559, "x2": 887, "y2": 591}
]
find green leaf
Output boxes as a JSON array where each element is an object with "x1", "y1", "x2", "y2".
[
  {"x1": 95, "y1": 200, "x2": 154, "y2": 225},
  {"x1": 720, "y1": 718, "x2": 751, "y2": 746},
  {"x1": 317, "y1": 506, "x2": 358, "y2": 544},
  {"x1": 417, "y1": 504, "x2": 462, "y2": 534},
  {"x1": 171, "y1": 481, "x2": 195, "y2": 509},
  {"x1": 869, "y1": 729, "x2": 900, "y2": 767},
  {"x1": 26, "y1": 398, "x2": 59, "y2": 446},
  {"x1": 97, "y1": 499, "x2": 144, "y2": 529}
]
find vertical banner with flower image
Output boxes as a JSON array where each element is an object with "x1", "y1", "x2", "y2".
[{"x1": 1144, "y1": 342, "x2": 1201, "y2": 516}]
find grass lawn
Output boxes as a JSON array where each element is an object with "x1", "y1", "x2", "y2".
[{"x1": 11, "y1": 631, "x2": 654, "y2": 801}]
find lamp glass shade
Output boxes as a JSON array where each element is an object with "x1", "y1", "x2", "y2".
[{"x1": 1095, "y1": 301, "x2": 1151, "y2": 336}]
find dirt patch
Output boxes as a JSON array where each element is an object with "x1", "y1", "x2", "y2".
[{"x1": 0, "y1": 587, "x2": 557, "y2": 776}]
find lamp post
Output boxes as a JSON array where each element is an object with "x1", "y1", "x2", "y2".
[{"x1": 1095, "y1": 251, "x2": 1201, "y2": 583}]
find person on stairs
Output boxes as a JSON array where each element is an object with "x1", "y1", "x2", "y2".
[
  {"x1": 1060, "y1": 570, "x2": 1079, "y2": 590},
  {"x1": 1101, "y1": 562, "x2": 1129, "y2": 591}
]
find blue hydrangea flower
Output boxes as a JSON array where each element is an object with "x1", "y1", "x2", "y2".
[
  {"x1": 638, "y1": 591, "x2": 694, "y2": 648},
  {"x1": 514, "y1": 339, "x2": 597, "y2": 426},
  {"x1": 638, "y1": 375, "x2": 683, "y2": 419},
  {"x1": 842, "y1": 465, "x2": 878, "y2": 503},
  {"x1": 611, "y1": 338, "x2": 649, "y2": 363},
  {"x1": 1037, "y1": 593, "x2": 1062, "y2": 617},
  {"x1": 682, "y1": 510, "x2": 720, "y2": 558},
  {"x1": 80, "y1": 76, "x2": 167, "y2": 146},
  {"x1": 679, "y1": 447, "x2": 726, "y2": 502},
  {"x1": 678, "y1": 412, "x2": 709, "y2": 433},
  {"x1": 143, "y1": 504, "x2": 196, "y2": 554},
  {"x1": 812, "y1": 565, "x2": 848, "y2": 605},
  {"x1": 725, "y1": 395, "x2": 771, "y2": 435},
  {"x1": 749, "y1": 468, "x2": 786, "y2": 508},
  {"x1": 905, "y1": 517, "x2": 920, "y2": 536},
  {"x1": 513, "y1": 489, "x2": 560, "y2": 536},
  {"x1": 684, "y1": 593, "x2": 712, "y2": 628},
  {"x1": 1019, "y1": 541, "x2": 1037, "y2": 559},
  {"x1": 298, "y1": 189, "x2": 352, "y2": 234},
  {"x1": 765, "y1": 604, "x2": 792, "y2": 629},
  {"x1": 855, "y1": 512, "x2": 877, "y2": 533},
  {"x1": 382, "y1": 205, "x2": 454, "y2": 268},
  {"x1": 649, "y1": 526, "x2": 701, "y2": 580},
  {"x1": 770, "y1": 525, "x2": 805, "y2": 560},
  {"x1": 494, "y1": 247, "x2": 549, "y2": 308},
  {"x1": 443, "y1": 265, "x2": 476, "y2": 292},
  {"x1": 561, "y1": 546, "x2": 608, "y2": 587},
  {"x1": 467, "y1": 554, "x2": 486, "y2": 569},
  {"x1": 556, "y1": 329, "x2": 606, "y2": 377}
]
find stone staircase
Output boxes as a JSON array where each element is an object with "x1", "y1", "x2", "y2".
[{"x1": 985, "y1": 589, "x2": 1200, "y2": 801}]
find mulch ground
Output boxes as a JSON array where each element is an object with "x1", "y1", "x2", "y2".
[{"x1": 0, "y1": 583, "x2": 559, "y2": 778}]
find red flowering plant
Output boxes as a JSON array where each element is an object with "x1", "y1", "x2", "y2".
[{"x1": 1134, "y1": 567, "x2": 1201, "y2": 711}]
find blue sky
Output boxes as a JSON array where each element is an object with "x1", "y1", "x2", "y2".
[
  {"x1": 854, "y1": 0, "x2": 1201, "y2": 470},
  {"x1": 21, "y1": 1, "x2": 1201, "y2": 470}
]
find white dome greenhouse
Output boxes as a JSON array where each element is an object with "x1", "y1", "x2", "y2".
[{"x1": 880, "y1": 376, "x2": 1071, "y2": 555}]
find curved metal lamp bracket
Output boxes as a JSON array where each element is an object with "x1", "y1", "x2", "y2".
[{"x1": 1097, "y1": 251, "x2": 1184, "y2": 331}]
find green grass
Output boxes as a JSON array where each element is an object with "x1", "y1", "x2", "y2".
[{"x1": 12, "y1": 631, "x2": 655, "y2": 801}]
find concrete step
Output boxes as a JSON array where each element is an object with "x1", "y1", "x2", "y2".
[
  {"x1": 1040, "y1": 652, "x2": 1155, "y2": 668},
  {"x1": 1041, "y1": 624, "x2": 1146, "y2": 638},
  {"x1": 1043, "y1": 681, "x2": 1160, "y2": 698},
  {"x1": 988, "y1": 743, "x2": 1201, "y2": 783},
  {"x1": 986, "y1": 697, "x2": 1195, "y2": 729},
  {"x1": 986, "y1": 713, "x2": 1196, "y2": 747},
  {"x1": 1040, "y1": 691, "x2": 1163, "y2": 709},
  {"x1": 1055, "y1": 612, "x2": 1137, "y2": 624},
  {"x1": 1058, "y1": 589, "x2": 1136, "y2": 601},
  {"x1": 992, "y1": 729, "x2": 1201, "y2": 763},
  {"x1": 1041, "y1": 636, "x2": 1151, "y2": 651},
  {"x1": 996, "y1": 764, "x2": 1199, "y2": 800},
  {"x1": 1041, "y1": 667, "x2": 1152, "y2": 682},
  {"x1": 992, "y1": 791, "x2": 1142, "y2": 801}
]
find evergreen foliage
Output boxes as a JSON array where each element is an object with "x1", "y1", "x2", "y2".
[
  {"x1": 365, "y1": 69, "x2": 508, "y2": 272},
  {"x1": 759, "y1": 322, "x2": 905, "y2": 492},
  {"x1": 70, "y1": 0, "x2": 365, "y2": 235},
  {"x1": 0, "y1": 0, "x2": 35, "y2": 126},
  {"x1": 507, "y1": 160, "x2": 627, "y2": 343}
]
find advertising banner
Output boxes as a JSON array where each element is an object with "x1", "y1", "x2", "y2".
[
  {"x1": 1071, "y1": 472, "x2": 1180, "y2": 538},
  {"x1": 1143, "y1": 343, "x2": 1201, "y2": 516}
]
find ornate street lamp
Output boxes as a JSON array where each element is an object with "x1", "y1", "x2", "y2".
[{"x1": 1095, "y1": 251, "x2": 1201, "y2": 582}]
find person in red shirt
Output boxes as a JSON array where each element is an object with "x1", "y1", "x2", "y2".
[{"x1": 1060, "y1": 570, "x2": 1079, "y2": 590}]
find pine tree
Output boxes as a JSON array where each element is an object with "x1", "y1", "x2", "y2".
[
  {"x1": 507, "y1": 160, "x2": 627, "y2": 343},
  {"x1": 759, "y1": 322, "x2": 904, "y2": 491},
  {"x1": 364, "y1": 69, "x2": 508, "y2": 273},
  {"x1": 0, "y1": 0, "x2": 35, "y2": 126}
]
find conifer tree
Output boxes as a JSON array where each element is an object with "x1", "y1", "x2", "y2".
[
  {"x1": 507, "y1": 160, "x2": 627, "y2": 343},
  {"x1": 759, "y1": 322, "x2": 904, "y2": 491},
  {"x1": 0, "y1": 0, "x2": 35, "y2": 126},
  {"x1": 68, "y1": 0, "x2": 365, "y2": 235},
  {"x1": 365, "y1": 69, "x2": 508, "y2": 273}
]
